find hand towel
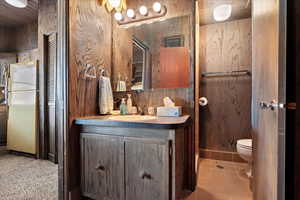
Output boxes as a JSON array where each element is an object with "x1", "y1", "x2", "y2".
[{"x1": 99, "y1": 76, "x2": 113, "y2": 114}]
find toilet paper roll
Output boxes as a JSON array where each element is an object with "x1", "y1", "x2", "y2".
[{"x1": 199, "y1": 97, "x2": 208, "y2": 106}]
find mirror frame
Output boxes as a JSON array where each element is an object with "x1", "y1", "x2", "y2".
[{"x1": 131, "y1": 37, "x2": 149, "y2": 91}]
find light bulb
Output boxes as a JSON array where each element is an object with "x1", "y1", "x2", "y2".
[
  {"x1": 108, "y1": 0, "x2": 121, "y2": 8},
  {"x1": 114, "y1": 12, "x2": 123, "y2": 21},
  {"x1": 213, "y1": 4, "x2": 232, "y2": 22},
  {"x1": 139, "y1": 6, "x2": 148, "y2": 16},
  {"x1": 126, "y1": 9, "x2": 135, "y2": 18},
  {"x1": 5, "y1": 0, "x2": 27, "y2": 8},
  {"x1": 153, "y1": 2, "x2": 162, "y2": 13}
]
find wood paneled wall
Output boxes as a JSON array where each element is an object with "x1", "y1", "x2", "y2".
[
  {"x1": 68, "y1": 0, "x2": 112, "y2": 193},
  {"x1": 0, "y1": 27, "x2": 15, "y2": 52},
  {"x1": 15, "y1": 22, "x2": 38, "y2": 52},
  {"x1": 199, "y1": 18, "x2": 252, "y2": 156},
  {"x1": 14, "y1": 22, "x2": 38, "y2": 62},
  {"x1": 0, "y1": 22, "x2": 38, "y2": 60},
  {"x1": 69, "y1": 0, "x2": 194, "y2": 119},
  {"x1": 69, "y1": 0, "x2": 112, "y2": 119},
  {"x1": 17, "y1": 49, "x2": 39, "y2": 63}
]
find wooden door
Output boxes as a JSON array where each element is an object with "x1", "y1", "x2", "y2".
[
  {"x1": 80, "y1": 134, "x2": 124, "y2": 200},
  {"x1": 252, "y1": 0, "x2": 286, "y2": 199},
  {"x1": 125, "y1": 138, "x2": 170, "y2": 200},
  {"x1": 46, "y1": 33, "x2": 58, "y2": 163}
]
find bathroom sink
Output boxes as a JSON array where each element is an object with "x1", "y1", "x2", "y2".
[{"x1": 108, "y1": 115, "x2": 157, "y2": 122}]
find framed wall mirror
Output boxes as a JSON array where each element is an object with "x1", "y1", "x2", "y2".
[{"x1": 112, "y1": 15, "x2": 191, "y2": 92}]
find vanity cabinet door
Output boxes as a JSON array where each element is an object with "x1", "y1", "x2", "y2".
[
  {"x1": 81, "y1": 134, "x2": 124, "y2": 200},
  {"x1": 125, "y1": 138, "x2": 170, "y2": 200}
]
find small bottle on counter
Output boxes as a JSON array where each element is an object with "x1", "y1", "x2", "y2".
[
  {"x1": 127, "y1": 94, "x2": 133, "y2": 114},
  {"x1": 120, "y1": 98, "x2": 128, "y2": 115}
]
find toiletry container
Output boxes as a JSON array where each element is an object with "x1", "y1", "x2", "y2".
[
  {"x1": 120, "y1": 98, "x2": 128, "y2": 115},
  {"x1": 127, "y1": 94, "x2": 133, "y2": 114}
]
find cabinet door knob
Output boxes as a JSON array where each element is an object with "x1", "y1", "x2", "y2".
[
  {"x1": 95, "y1": 165, "x2": 105, "y2": 171},
  {"x1": 141, "y1": 172, "x2": 152, "y2": 180}
]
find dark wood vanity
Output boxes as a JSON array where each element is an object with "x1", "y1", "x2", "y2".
[{"x1": 75, "y1": 115, "x2": 194, "y2": 200}]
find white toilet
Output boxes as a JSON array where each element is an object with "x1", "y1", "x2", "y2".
[{"x1": 237, "y1": 139, "x2": 252, "y2": 177}]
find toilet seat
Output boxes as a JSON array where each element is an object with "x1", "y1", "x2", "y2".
[{"x1": 237, "y1": 139, "x2": 252, "y2": 150}]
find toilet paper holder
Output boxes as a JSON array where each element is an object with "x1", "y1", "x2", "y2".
[{"x1": 199, "y1": 97, "x2": 208, "y2": 107}]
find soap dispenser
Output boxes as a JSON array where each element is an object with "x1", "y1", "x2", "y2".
[
  {"x1": 120, "y1": 98, "x2": 128, "y2": 115},
  {"x1": 127, "y1": 94, "x2": 133, "y2": 114}
]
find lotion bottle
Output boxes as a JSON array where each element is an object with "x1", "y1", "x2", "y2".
[
  {"x1": 127, "y1": 94, "x2": 133, "y2": 114},
  {"x1": 120, "y1": 98, "x2": 128, "y2": 115}
]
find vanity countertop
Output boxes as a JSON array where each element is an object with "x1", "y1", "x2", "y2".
[{"x1": 75, "y1": 115, "x2": 191, "y2": 129}]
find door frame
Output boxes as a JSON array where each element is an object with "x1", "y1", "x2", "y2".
[
  {"x1": 40, "y1": 32, "x2": 58, "y2": 162},
  {"x1": 277, "y1": 0, "x2": 287, "y2": 199},
  {"x1": 57, "y1": 0, "x2": 69, "y2": 199}
]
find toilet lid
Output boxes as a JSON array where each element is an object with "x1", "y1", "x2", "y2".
[{"x1": 237, "y1": 139, "x2": 252, "y2": 149}]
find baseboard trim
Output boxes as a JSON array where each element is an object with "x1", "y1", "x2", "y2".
[
  {"x1": 9, "y1": 150, "x2": 36, "y2": 159},
  {"x1": 199, "y1": 148, "x2": 246, "y2": 163}
]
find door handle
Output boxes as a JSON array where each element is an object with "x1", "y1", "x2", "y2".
[
  {"x1": 260, "y1": 100, "x2": 285, "y2": 111},
  {"x1": 269, "y1": 100, "x2": 285, "y2": 110},
  {"x1": 259, "y1": 101, "x2": 269, "y2": 110}
]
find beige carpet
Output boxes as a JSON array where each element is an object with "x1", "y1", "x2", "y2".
[{"x1": 0, "y1": 153, "x2": 58, "y2": 200}]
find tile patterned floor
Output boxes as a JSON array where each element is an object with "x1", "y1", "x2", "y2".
[{"x1": 185, "y1": 159, "x2": 253, "y2": 200}]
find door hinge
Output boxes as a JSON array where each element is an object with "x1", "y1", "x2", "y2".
[{"x1": 287, "y1": 102, "x2": 296, "y2": 110}]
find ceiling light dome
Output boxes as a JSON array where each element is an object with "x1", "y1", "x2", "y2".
[
  {"x1": 213, "y1": 4, "x2": 232, "y2": 22},
  {"x1": 5, "y1": 0, "x2": 27, "y2": 8}
]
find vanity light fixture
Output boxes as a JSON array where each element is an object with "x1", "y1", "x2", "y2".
[
  {"x1": 99, "y1": 0, "x2": 127, "y2": 13},
  {"x1": 114, "y1": 12, "x2": 123, "y2": 21},
  {"x1": 126, "y1": 9, "x2": 136, "y2": 18},
  {"x1": 4, "y1": 0, "x2": 27, "y2": 8},
  {"x1": 153, "y1": 2, "x2": 162, "y2": 13},
  {"x1": 213, "y1": 4, "x2": 232, "y2": 22},
  {"x1": 115, "y1": 3, "x2": 167, "y2": 26},
  {"x1": 139, "y1": 6, "x2": 148, "y2": 16}
]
